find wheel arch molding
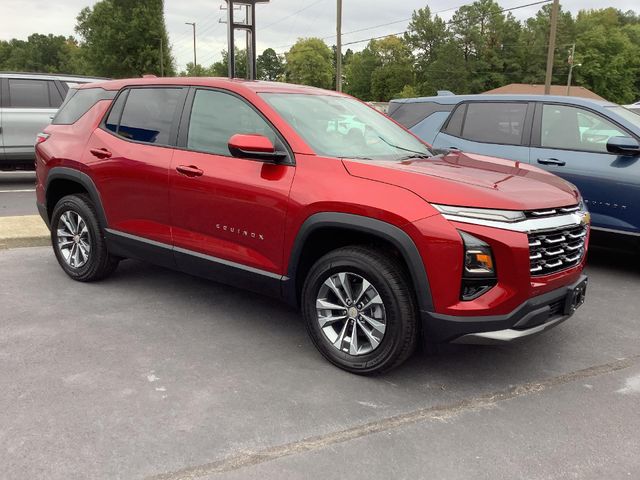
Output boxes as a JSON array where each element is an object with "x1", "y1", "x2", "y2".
[
  {"x1": 44, "y1": 167, "x2": 108, "y2": 228},
  {"x1": 284, "y1": 212, "x2": 434, "y2": 313}
]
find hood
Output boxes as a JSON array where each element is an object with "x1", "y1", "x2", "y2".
[{"x1": 342, "y1": 151, "x2": 580, "y2": 211}]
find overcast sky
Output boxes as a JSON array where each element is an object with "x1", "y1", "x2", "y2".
[{"x1": 1, "y1": 0, "x2": 638, "y2": 72}]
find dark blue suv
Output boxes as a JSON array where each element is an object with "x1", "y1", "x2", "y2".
[{"x1": 389, "y1": 94, "x2": 640, "y2": 237}]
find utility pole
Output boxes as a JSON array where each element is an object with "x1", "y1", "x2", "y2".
[
  {"x1": 336, "y1": 0, "x2": 342, "y2": 92},
  {"x1": 544, "y1": 0, "x2": 559, "y2": 94},
  {"x1": 159, "y1": 38, "x2": 164, "y2": 77},
  {"x1": 185, "y1": 22, "x2": 197, "y2": 71}
]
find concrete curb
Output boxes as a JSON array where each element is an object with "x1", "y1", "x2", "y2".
[{"x1": 0, "y1": 215, "x2": 50, "y2": 250}]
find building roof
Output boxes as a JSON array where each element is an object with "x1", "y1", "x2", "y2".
[{"x1": 482, "y1": 83, "x2": 606, "y2": 101}]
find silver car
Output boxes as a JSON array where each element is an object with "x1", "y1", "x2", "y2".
[{"x1": 0, "y1": 72, "x2": 105, "y2": 170}]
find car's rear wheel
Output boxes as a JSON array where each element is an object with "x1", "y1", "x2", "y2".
[
  {"x1": 301, "y1": 246, "x2": 418, "y2": 375},
  {"x1": 51, "y1": 194, "x2": 119, "y2": 281}
]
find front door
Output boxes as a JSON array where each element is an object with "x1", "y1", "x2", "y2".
[
  {"x1": 531, "y1": 102, "x2": 640, "y2": 234},
  {"x1": 169, "y1": 88, "x2": 295, "y2": 292}
]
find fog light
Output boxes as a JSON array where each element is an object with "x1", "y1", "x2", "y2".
[{"x1": 459, "y1": 231, "x2": 497, "y2": 301}]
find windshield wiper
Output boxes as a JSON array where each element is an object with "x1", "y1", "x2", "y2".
[{"x1": 377, "y1": 136, "x2": 432, "y2": 159}]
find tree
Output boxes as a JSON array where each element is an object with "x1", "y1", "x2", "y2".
[
  {"x1": 0, "y1": 34, "x2": 85, "y2": 74},
  {"x1": 345, "y1": 36, "x2": 414, "y2": 101},
  {"x1": 370, "y1": 37, "x2": 415, "y2": 101},
  {"x1": 75, "y1": 0, "x2": 174, "y2": 78},
  {"x1": 209, "y1": 48, "x2": 247, "y2": 79},
  {"x1": 285, "y1": 38, "x2": 334, "y2": 89},
  {"x1": 257, "y1": 48, "x2": 284, "y2": 81},
  {"x1": 573, "y1": 9, "x2": 640, "y2": 103}
]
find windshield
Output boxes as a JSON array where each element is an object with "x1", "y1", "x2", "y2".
[
  {"x1": 260, "y1": 93, "x2": 432, "y2": 160},
  {"x1": 605, "y1": 106, "x2": 640, "y2": 130}
]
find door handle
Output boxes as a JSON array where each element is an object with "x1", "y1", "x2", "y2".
[
  {"x1": 537, "y1": 157, "x2": 565, "y2": 166},
  {"x1": 176, "y1": 165, "x2": 204, "y2": 177},
  {"x1": 89, "y1": 148, "x2": 112, "y2": 159}
]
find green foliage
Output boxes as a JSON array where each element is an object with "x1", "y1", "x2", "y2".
[
  {"x1": 285, "y1": 38, "x2": 334, "y2": 89},
  {"x1": 208, "y1": 48, "x2": 248, "y2": 79},
  {"x1": 0, "y1": 34, "x2": 86, "y2": 74},
  {"x1": 75, "y1": 0, "x2": 174, "y2": 78},
  {"x1": 345, "y1": 36, "x2": 414, "y2": 101},
  {"x1": 257, "y1": 48, "x2": 284, "y2": 81}
]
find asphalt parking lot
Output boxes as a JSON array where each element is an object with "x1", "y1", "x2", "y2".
[
  {"x1": 1, "y1": 172, "x2": 639, "y2": 479},
  {"x1": 0, "y1": 171, "x2": 37, "y2": 217},
  {"x1": 0, "y1": 239, "x2": 639, "y2": 479}
]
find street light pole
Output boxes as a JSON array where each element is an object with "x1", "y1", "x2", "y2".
[{"x1": 185, "y1": 22, "x2": 197, "y2": 71}]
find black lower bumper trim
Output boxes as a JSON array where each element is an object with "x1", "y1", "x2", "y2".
[{"x1": 422, "y1": 275, "x2": 588, "y2": 343}]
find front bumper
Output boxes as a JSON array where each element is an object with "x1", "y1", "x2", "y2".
[{"x1": 422, "y1": 275, "x2": 587, "y2": 344}]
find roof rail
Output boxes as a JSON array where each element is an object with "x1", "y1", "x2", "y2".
[
  {"x1": 437, "y1": 90, "x2": 455, "y2": 96},
  {"x1": 0, "y1": 71, "x2": 110, "y2": 80}
]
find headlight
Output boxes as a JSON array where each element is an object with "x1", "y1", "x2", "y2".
[
  {"x1": 433, "y1": 204, "x2": 525, "y2": 223},
  {"x1": 459, "y1": 231, "x2": 497, "y2": 301}
]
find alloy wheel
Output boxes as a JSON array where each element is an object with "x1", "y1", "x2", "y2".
[
  {"x1": 56, "y1": 210, "x2": 91, "y2": 268},
  {"x1": 315, "y1": 272, "x2": 387, "y2": 356}
]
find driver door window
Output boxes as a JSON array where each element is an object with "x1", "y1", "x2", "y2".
[
  {"x1": 187, "y1": 89, "x2": 277, "y2": 155},
  {"x1": 541, "y1": 104, "x2": 628, "y2": 153}
]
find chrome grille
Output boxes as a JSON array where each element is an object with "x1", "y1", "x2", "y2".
[
  {"x1": 524, "y1": 205, "x2": 581, "y2": 219},
  {"x1": 528, "y1": 224, "x2": 587, "y2": 276}
]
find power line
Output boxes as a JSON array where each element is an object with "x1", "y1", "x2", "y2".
[
  {"x1": 258, "y1": 0, "x2": 328, "y2": 31},
  {"x1": 272, "y1": 0, "x2": 552, "y2": 55}
]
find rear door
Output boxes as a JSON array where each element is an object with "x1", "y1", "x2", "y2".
[
  {"x1": 433, "y1": 101, "x2": 533, "y2": 163},
  {"x1": 530, "y1": 102, "x2": 640, "y2": 233},
  {"x1": 83, "y1": 86, "x2": 187, "y2": 250},
  {"x1": 1, "y1": 77, "x2": 63, "y2": 160}
]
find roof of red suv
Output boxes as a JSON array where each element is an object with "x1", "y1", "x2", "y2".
[{"x1": 81, "y1": 77, "x2": 343, "y2": 96}]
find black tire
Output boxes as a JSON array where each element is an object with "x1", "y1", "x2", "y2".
[
  {"x1": 301, "y1": 246, "x2": 418, "y2": 375},
  {"x1": 51, "y1": 193, "x2": 119, "y2": 282}
]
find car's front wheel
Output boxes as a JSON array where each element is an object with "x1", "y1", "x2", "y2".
[
  {"x1": 301, "y1": 246, "x2": 418, "y2": 374},
  {"x1": 51, "y1": 194, "x2": 119, "y2": 281}
]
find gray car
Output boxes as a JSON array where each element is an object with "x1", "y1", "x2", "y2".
[{"x1": 0, "y1": 72, "x2": 105, "y2": 170}]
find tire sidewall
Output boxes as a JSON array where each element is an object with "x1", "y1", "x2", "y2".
[
  {"x1": 302, "y1": 252, "x2": 411, "y2": 374},
  {"x1": 51, "y1": 195, "x2": 103, "y2": 280}
]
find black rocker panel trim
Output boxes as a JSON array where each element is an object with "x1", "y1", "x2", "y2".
[
  {"x1": 104, "y1": 229, "x2": 284, "y2": 299},
  {"x1": 284, "y1": 212, "x2": 434, "y2": 312}
]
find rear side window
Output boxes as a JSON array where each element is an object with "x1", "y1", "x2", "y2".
[
  {"x1": 461, "y1": 102, "x2": 527, "y2": 145},
  {"x1": 113, "y1": 88, "x2": 183, "y2": 145},
  {"x1": 52, "y1": 88, "x2": 116, "y2": 125},
  {"x1": 388, "y1": 102, "x2": 453, "y2": 129},
  {"x1": 8, "y1": 78, "x2": 53, "y2": 108},
  {"x1": 443, "y1": 103, "x2": 466, "y2": 136}
]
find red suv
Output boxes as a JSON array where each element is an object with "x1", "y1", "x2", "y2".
[{"x1": 35, "y1": 78, "x2": 589, "y2": 374}]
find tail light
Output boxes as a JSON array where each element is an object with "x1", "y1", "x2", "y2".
[{"x1": 36, "y1": 133, "x2": 50, "y2": 144}]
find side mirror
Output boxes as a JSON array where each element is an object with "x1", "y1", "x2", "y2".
[
  {"x1": 228, "y1": 134, "x2": 287, "y2": 162},
  {"x1": 606, "y1": 136, "x2": 640, "y2": 156}
]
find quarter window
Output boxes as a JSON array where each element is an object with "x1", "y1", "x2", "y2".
[
  {"x1": 187, "y1": 89, "x2": 277, "y2": 156},
  {"x1": 115, "y1": 88, "x2": 183, "y2": 145},
  {"x1": 8, "y1": 79, "x2": 52, "y2": 108},
  {"x1": 541, "y1": 104, "x2": 628, "y2": 153},
  {"x1": 461, "y1": 102, "x2": 527, "y2": 145}
]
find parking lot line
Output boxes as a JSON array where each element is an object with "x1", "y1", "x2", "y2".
[
  {"x1": 147, "y1": 355, "x2": 639, "y2": 480},
  {"x1": 0, "y1": 189, "x2": 36, "y2": 193}
]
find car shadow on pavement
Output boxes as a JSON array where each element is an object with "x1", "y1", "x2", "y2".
[{"x1": 100, "y1": 257, "x2": 605, "y2": 398}]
